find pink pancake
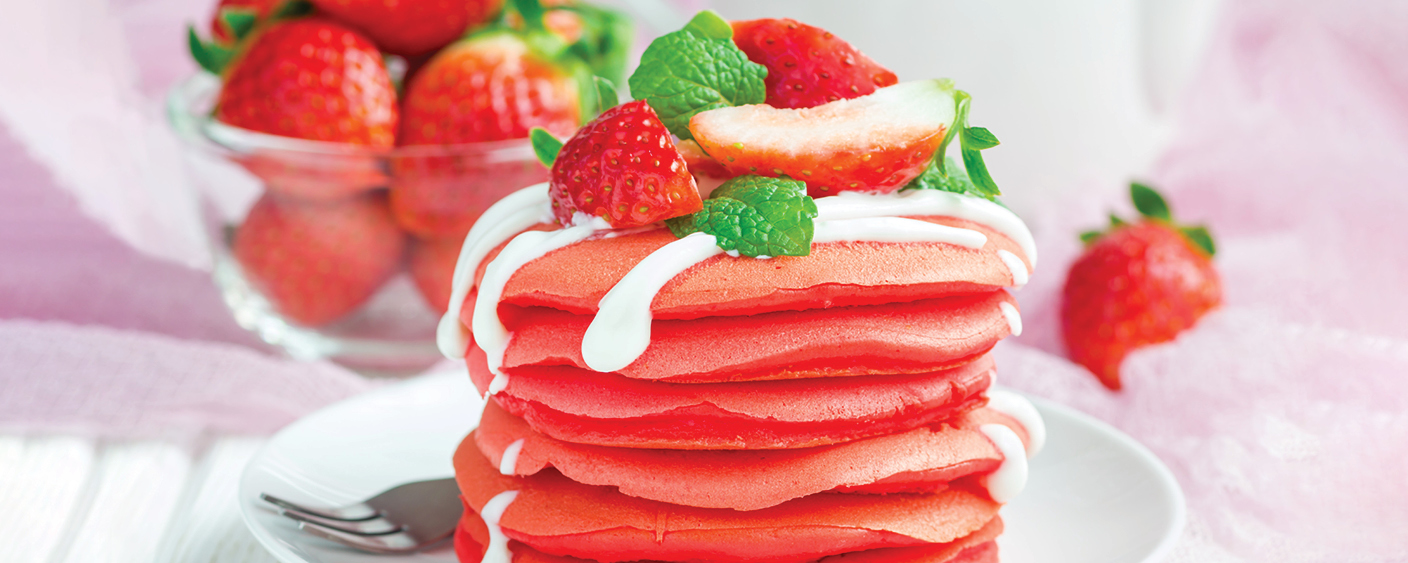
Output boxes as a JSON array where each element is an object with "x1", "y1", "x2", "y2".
[
  {"x1": 475, "y1": 401, "x2": 1029, "y2": 509},
  {"x1": 496, "y1": 216, "x2": 1031, "y2": 320},
  {"x1": 454, "y1": 435, "x2": 1000, "y2": 563},
  {"x1": 501, "y1": 291, "x2": 1016, "y2": 382},
  {"x1": 455, "y1": 512, "x2": 1002, "y2": 563},
  {"x1": 471, "y1": 352, "x2": 994, "y2": 449}
]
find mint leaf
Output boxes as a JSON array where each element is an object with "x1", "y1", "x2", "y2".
[
  {"x1": 1180, "y1": 225, "x2": 1216, "y2": 256},
  {"x1": 594, "y1": 76, "x2": 619, "y2": 113},
  {"x1": 1130, "y1": 182, "x2": 1171, "y2": 221},
  {"x1": 563, "y1": 4, "x2": 633, "y2": 84},
  {"x1": 667, "y1": 175, "x2": 817, "y2": 257},
  {"x1": 964, "y1": 126, "x2": 1000, "y2": 150},
  {"x1": 627, "y1": 10, "x2": 767, "y2": 140},
  {"x1": 530, "y1": 128, "x2": 562, "y2": 167}
]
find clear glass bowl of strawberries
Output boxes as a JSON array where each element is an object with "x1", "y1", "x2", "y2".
[{"x1": 167, "y1": 0, "x2": 630, "y2": 372}]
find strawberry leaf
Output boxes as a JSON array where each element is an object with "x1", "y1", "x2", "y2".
[
  {"x1": 627, "y1": 10, "x2": 767, "y2": 140},
  {"x1": 667, "y1": 175, "x2": 817, "y2": 257},
  {"x1": 219, "y1": 9, "x2": 259, "y2": 41},
  {"x1": 1130, "y1": 182, "x2": 1171, "y2": 221},
  {"x1": 961, "y1": 144, "x2": 1001, "y2": 198},
  {"x1": 934, "y1": 86, "x2": 966, "y2": 177},
  {"x1": 511, "y1": 0, "x2": 547, "y2": 30},
  {"x1": 530, "y1": 128, "x2": 563, "y2": 167},
  {"x1": 187, "y1": 26, "x2": 234, "y2": 74},
  {"x1": 1079, "y1": 230, "x2": 1103, "y2": 245},
  {"x1": 563, "y1": 4, "x2": 634, "y2": 84},
  {"x1": 1180, "y1": 225, "x2": 1217, "y2": 257},
  {"x1": 1109, "y1": 213, "x2": 1126, "y2": 227},
  {"x1": 595, "y1": 76, "x2": 619, "y2": 113}
]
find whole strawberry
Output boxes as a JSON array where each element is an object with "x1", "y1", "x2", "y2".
[
  {"x1": 1062, "y1": 183, "x2": 1222, "y2": 390},
  {"x1": 731, "y1": 18, "x2": 897, "y2": 109},
  {"x1": 234, "y1": 192, "x2": 408, "y2": 326},
  {"x1": 215, "y1": 17, "x2": 397, "y2": 147},
  {"x1": 307, "y1": 0, "x2": 504, "y2": 56},
  {"x1": 393, "y1": 28, "x2": 582, "y2": 238},
  {"x1": 546, "y1": 98, "x2": 702, "y2": 227}
]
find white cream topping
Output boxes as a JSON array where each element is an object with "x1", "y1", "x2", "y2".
[
  {"x1": 997, "y1": 249, "x2": 1029, "y2": 288},
  {"x1": 479, "y1": 490, "x2": 520, "y2": 563},
  {"x1": 812, "y1": 217, "x2": 986, "y2": 247},
  {"x1": 986, "y1": 389, "x2": 1046, "y2": 458},
  {"x1": 499, "y1": 439, "x2": 526, "y2": 476},
  {"x1": 813, "y1": 190, "x2": 1037, "y2": 267},
  {"x1": 979, "y1": 423, "x2": 1029, "y2": 503},
  {"x1": 487, "y1": 373, "x2": 510, "y2": 396},
  {"x1": 437, "y1": 184, "x2": 555, "y2": 359},
  {"x1": 582, "y1": 232, "x2": 724, "y2": 373},
  {"x1": 472, "y1": 221, "x2": 609, "y2": 376},
  {"x1": 998, "y1": 301, "x2": 1023, "y2": 337}
]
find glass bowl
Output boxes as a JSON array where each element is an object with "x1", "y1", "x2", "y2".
[{"x1": 167, "y1": 73, "x2": 547, "y2": 374}]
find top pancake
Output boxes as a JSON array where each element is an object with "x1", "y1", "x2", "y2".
[{"x1": 494, "y1": 216, "x2": 1030, "y2": 320}]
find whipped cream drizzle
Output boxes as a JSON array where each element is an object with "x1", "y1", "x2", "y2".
[
  {"x1": 997, "y1": 249, "x2": 1028, "y2": 288},
  {"x1": 582, "y1": 232, "x2": 724, "y2": 372},
  {"x1": 985, "y1": 389, "x2": 1046, "y2": 458},
  {"x1": 499, "y1": 438, "x2": 526, "y2": 476},
  {"x1": 998, "y1": 301, "x2": 1023, "y2": 337},
  {"x1": 435, "y1": 186, "x2": 1038, "y2": 381},
  {"x1": 479, "y1": 490, "x2": 520, "y2": 563},
  {"x1": 437, "y1": 184, "x2": 555, "y2": 359},
  {"x1": 978, "y1": 423, "x2": 1029, "y2": 503}
]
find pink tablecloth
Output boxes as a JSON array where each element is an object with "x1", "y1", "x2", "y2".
[{"x1": 2, "y1": 0, "x2": 1407, "y2": 561}]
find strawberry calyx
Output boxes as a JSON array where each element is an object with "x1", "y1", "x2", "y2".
[
  {"x1": 1080, "y1": 183, "x2": 1217, "y2": 257},
  {"x1": 188, "y1": 0, "x2": 312, "y2": 74}
]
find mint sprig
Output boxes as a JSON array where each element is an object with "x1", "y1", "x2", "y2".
[
  {"x1": 927, "y1": 90, "x2": 1003, "y2": 199},
  {"x1": 667, "y1": 175, "x2": 818, "y2": 257},
  {"x1": 903, "y1": 156, "x2": 994, "y2": 201},
  {"x1": 627, "y1": 10, "x2": 767, "y2": 140}
]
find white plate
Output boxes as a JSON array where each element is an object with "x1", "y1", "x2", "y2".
[{"x1": 240, "y1": 371, "x2": 1185, "y2": 563}]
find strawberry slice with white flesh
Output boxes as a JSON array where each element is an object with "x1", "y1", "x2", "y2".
[{"x1": 688, "y1": 79, "x2": 958, "y2": 198}]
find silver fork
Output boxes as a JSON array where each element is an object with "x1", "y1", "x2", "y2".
[{"x1": 261, "y1": 477, "x2": 462, "y2": 554}]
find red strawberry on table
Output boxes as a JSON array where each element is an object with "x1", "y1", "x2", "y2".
[
  {"x1": 306, "y1": 0, "x2": 505, "y2": 56},
  {"x1": 408, "y1": 237, "x2": 463, "y2": 313},
  {"x1": 1062, "y1": 183, "x2": 1222, "y2": 390},
  {"x1": 731, "y1": 17, "x2": 898, "y2": 109},
  {"x1": 689, "y1": 79, "x2": 956, "y2": 198},
  {"x1": 233, "y1": 192, "x2": 408, "y2": 327},
  {"x1": 392, "y1": 29, "x2": 582, "y2": 238},
  {"x1": 547, "y1": 99, "x2": 703, "y2": 228}
]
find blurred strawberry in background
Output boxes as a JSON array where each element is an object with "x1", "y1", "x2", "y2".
[
  {"x1": 407, "y1": 237, "x2": 462, "y2": 312},
  {"x1": 1062, "y1": 183, "x2": 1221, "y2": 390},
  {"x1": 306, "y1": 0, "x2": 505, "y2": 57},
  {"x1": 233, "y1": 192, "x2": 408, "y2": 326}
]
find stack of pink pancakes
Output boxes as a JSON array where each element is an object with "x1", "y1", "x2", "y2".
[{"x1": 446, "y1": 207, "x2": 1043, "y2": 562}]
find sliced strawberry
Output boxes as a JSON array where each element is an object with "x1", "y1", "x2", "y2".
[
  {"x1": 731, "y1": 18, "x2": 897, "y2": 109},
  {"x1": 216, "y1": 18, "x2": 397, "y2": 147},
  {"x1": 548, "y1": 100, "x2": 702, "y2": 227},
  {"x1": 307, "y1": 0, "x2": 504, "y2": 56},
  {"x1": 408, "y1": 236, "x2": 462, "y2": 313},
  {"x1": 689, "y1": 79, "x2": 956, "y2": 198},
  {"x1": 233, "y1": 192, "x2": 407, "y2": 326}
]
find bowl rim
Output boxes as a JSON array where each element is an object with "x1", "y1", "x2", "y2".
[{"x1": 166, "y1": 72, "x2": 540, "y2": 160}]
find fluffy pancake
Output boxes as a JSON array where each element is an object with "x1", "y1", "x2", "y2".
[
  {"x1": 495, "y1": 217, "x2": 1031, "y2": 320},
  {"x1": 454, "y1": 435, "x2": 1000, "y2": 563},
  {"x1": 475, "y1": 401, "x2": 1029, "y2": 509},
  {"x1": 455, "y1": 514, "x2": 1002, "y2": 563},
  {"x1": 500, "y1": 291, "x2": 1016, "y2": 382}
]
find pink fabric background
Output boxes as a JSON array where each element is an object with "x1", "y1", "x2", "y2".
[{"x1": 1, "y1": 0, "x2": 1405, "y2": 560}]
